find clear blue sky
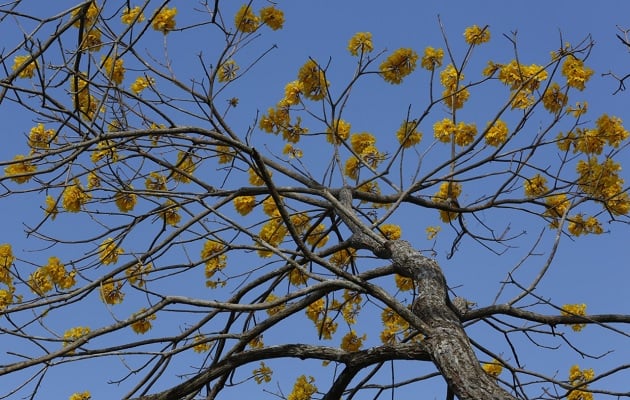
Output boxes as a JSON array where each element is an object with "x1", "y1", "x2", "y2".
[{"x1": 1, "y1": 1, "x2": 629, "y2": 399}]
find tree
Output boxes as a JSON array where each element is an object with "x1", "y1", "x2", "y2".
[{"x1": 1, "y1": 1, "x2": 629, "y2": 399}]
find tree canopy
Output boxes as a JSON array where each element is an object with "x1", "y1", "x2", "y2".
[{"x1": 1, "y1": 1, "x2": 629, "y2": 400}]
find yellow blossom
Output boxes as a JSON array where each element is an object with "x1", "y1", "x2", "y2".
[
  {"x1": 498, "y1": 60, "x2": 547, "y2": 91},
  {"x1": 544, "y1": 194, "x2": 570, "y2": 224},
  {"x1": 283, "y1": 80, "x2": 303, "y2": 105},
  {"x1": 482, "y1": 359, "x2": 503, "y2": 378},
  {"x1": 145, "y1": 172, "x2": 167, "y2": 192},
  {"x1": 265, "y1": 293, "x2": 286, "y2": 316},
  {"x1": 306, "y1": 224, "x2": 328, "y2": 248},
  {"x1": 218, "y1": 59, "x2": 239, "y2": 82},
  {"x1": 63, "y1": 326, "x2": 91, "y2": 353},
  {"x1": 524, "y1": 174, "x2": 548, "y2": 198},
  {"x1": 28, "y1": 267, "x2": 53, "y2": 295},
  {"x1": 340, "y1": 330, "x2": 366, "y2": 352},
  {"x1": 283, "y1": 143, "x2": 303, "y2": 158},
  {"x1": 344, "y1": 157, "x2": 360, "y2": 180},
  {"x1": 394, "y1": 274, "x2": 414, "y2": 291},
  {"x1": 71, "y1": 2, "x2": 99, "y2": 27},
  {"x1": 568, "y1": 365, "x2": 594, "y2": 400},
  {"x1": 4, "y1": 155, "x2": 37, "y2": 184},
  {"x1": 425, "y1": 225, "x2": 441, "y2": 240},
  {"x1": 216, "y1": 145, "x2": 234, "y2": 164},
  {"x1": 485, "y1": 119, "x2": 509, "y2": 146},
  {"x1": 62, "y1": 181, "x2": 91, "y2": 212},
  {"x1": 101, "y1": 56, "x2": 125, "y2": 86},
  {"x1": 152, "y1": 7, "x2": 177, "y2": 33},
  {"x1": 561, "y1": 303, "x2": 587, "y2": 332},
  {"x1": 0, "y1": 288, "x2": 14, "y2": 311},
  {"x1": 234, "y1": 4, "x2": 259, "y2": 33},
  {"x1": 99, "y1": 238, "x2": 124, "y2": 265},
  {"x1": 287, "y1": 375, "x2": 317, "y2": 400},
  {"x1": 260, "y1": 6, "x2": 284, "y2": 30},
  {"x1": 12, "y1": 55, "x2": 37, "y2": 78},
  {"x1": 464, "y1": 25, "x2": 490, "y2": 45},
  {"x1": 297, "y1": 59, "x2": 329, "y2": 100},
  {"x1": 253, "y1": 362, "x2": 273, "y2": 384},
  {"x1": 114, "y1": 188, "x2": 137, "y2": 213},
  {"x1": 380, "y1": 48, "x2": 419, "y2": 84},
  {"x1": 100, "y1": 278, "x2": 124, "y2": 305},
  {"x1": 233, "y1": 196, "x2": 256, "y2": 216},
  {"x1": 91, "y1": 139, "x2": 118, "y2": 163},
  {"x1": 454, "y1": 122, "x2": 477, "y2": 146},
  {"x1": 121, "y1": 6, "x2": 145, "y2": 24},
  {"x1": 432, "y1": 182, "x2": 462, "y2": 223},
  {"x1": 201, "y1": 240, "x2": 227, "y2": 281},
  {"x1": 326, "y1": 119, "x2": 351, "y2": 144},
  {"x1": 125, "y1": 262, "x2": 152, "y2": 287},
  {"x1": 396, "y1": 120, "x2": 422, "y2": 148},
  {"x1": 330, "y1": 248, "x2": 356, "y2": 267},
  {"x1": 248, "y1": 167, "x2": 266, "y2": 186},
  {"x1": 28, "y1": 124, "x2": 55, "y2": 150},
  {"x1": 192, "y1": 334, "x2": 212, "y2": 353},
  {"x1": 347, "y1": 32, "x2": 374, "y2": 56},
  {"x1": 288, "y1": 267, "x2": 308, "y2": 286},
  {"x1": 130, "y1": 76, "x2": 154, "y2": 94},
  {"x1": 542, "y1": 82, "x2": 568, "y2": 114},
  {"x1": 562, "y1": 57, "x2": 593, "y2": 91},
  {"x1": 380, "y1": 224, "x2": 401, "y2": 240},
  {"x1": 80, "y1": 28, "x2": 102, "y2": 52},
  {"x1": 69, "y1": 391, "x2": 91, "y2": 400},
  {"x1": 433, "y1": 118, "x2": 455, "y2": 143},
  {"x1": 45, "y1": 195, "x2": 58, "y2": 220},
  {"x1": 596, "y1": 114, "x2": 629, "y2": 148},
  {"x1": 131, "y1": 309, "x2": 156, "y2": 334},
  {"x1": 0, "y1": 244, "x2": 15, "y2": 282},
  {"x1": 421, "y1": 46, "x2": 444, "y2": 70},
  {"x1": 567, "y1": 214, "x2": 603, "y2": 236},
  {"x1": 172, "y1": 151, "x2": 197, "y2": 183},
  {"x1": 160, "y1": 200, "x2": 181, "y2": 226}
]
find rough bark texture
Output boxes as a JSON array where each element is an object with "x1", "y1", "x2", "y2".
[{"x1": 385, "y1": 240, "x2": 517, "y2": 400}]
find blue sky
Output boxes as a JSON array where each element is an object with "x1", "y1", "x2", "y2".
[{"x1": 1, "y1": 1, "x2": 629, "y2": 399}]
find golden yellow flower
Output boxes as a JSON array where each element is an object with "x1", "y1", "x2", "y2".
[
  {"x1": 28, "y1": 123, "x2": 55, "y2": 150},
  {"x1": 297, "y1": 59, "x2": 329, "y2": 100},
  {"x1": 160, "y1": 200, "x2": 181, "y2": 226},
  {"x1": 485, "y1": 119, "x2": 509, "y2": 146},
  {"x1": 253, "y1": 362, "x2": 273, "y2": 384},
  {"x1": 218, "y1": 59, "x2": 239, "y2": 82},
  {"x1": 192, "y1": 334, "x2": 212, "y2": 353},
  {"x1": 152, "y1": 7, "x2": 177, "y2": 33},
  {"x1": 482, "y1": 359, "x2": 503, "y2": 377},
  {"x1": 340, "y1": 330, "x2": 366, "y2": 352},
  {"x1": 248, "y1": 167, "x2": 266, "y2": 186},
  {"x1": 396, "y1": 120, "x2": 422, "y2": 148},
  {"x1": 421, "y1": 46, "x2": 444, "y2": 71},
  {"x1": 380, "y1": 48, "x2": 418, "y2": 84},
  {"x1": 114, "y1": 188, "x2": 137, "y2": 213},
  {"x1": 542, "y1": 82, "x2": 568, "y2": 114},
  {"x1": 121, "y1": 6, "x2": 145, "y2": 24},
  {"x1": 234, "y1": 4, "x2": 259, "y2": 33},
  {"x1": 380, "y1": 224, "x2": 401, "y2": 240},
  {"x1": 4, "y1": 155, "x2": 37, "y2": 184},
  {"x1": 463, "y1": 25, "x2": 490, "y2": 45},
  {"x1": 172, "y1": 151, "x2": 197, "y2": 183},
  {"x1": 326, "y1": 119, "x2": 351, "y2": 144},
  {"x1": 130, "y1": 76, "x2": 154, "y2": 94},
  {"x1": 100, "y1": 278, "x2": 124, "y2": 304},
  {"x1": 99, "y1": 238, "x2": 124, "y2": 265},
  {"x1": 523, "y1": 174, "x2": 548, "y2": 198},
  {"x1": 433, "y1": 118, "x2": 455, "y2": 143},
  {"x1": 260, "y1": 6, "x2": 284, "y2": 30},
  {"x1": 347, "y1": 32, "x2": 374, "y2": 56},
  {"x1": 71, "y1": 2, "x2": 99, "y2": 27},
  {"x1": 80, "y1": 28, "x2": 102, "y2": 52},
  {"x1": 45, "y1": 195, "x2": 59, "y2": 220},
  {"x1": 62, "y1": 181, "x2": 91, "y2": 212},
  {"x1": 233, "y1": 196, "x2": 256, "y2": 216},
  {"x1": 561, "y1": 303, "x2": 587, "y2": 331},
  {"x1": 101, "y1": 56, "x2": 125, "y2": 85},
  {"x1": 562, "y1": 57, "x2": 593, "y2": 91},
  {"x1": 131, "y1": 309, "x2": 156, "y2": 334},
  {"x1": 288, "y1": 375, "x2": 317, "y2": 400}
]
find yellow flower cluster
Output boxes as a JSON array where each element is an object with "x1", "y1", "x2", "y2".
[
  {"x1": 63, "y1": 181, "x2": 91, "y2": 212},
  {"x1": 152, "y1": 7, "x2": 177, "y2": 33},
  {"x1": 218, "y1": 60, "x2": 239, "y2": 83},
  {"x1": 523, "y1": 174, "x2": 548, "y2": 198},
  {"x1": 12, "y1": 55, "x2": 37, "y2": 79},
  {"x1": 71, "y1": 73, "x2": 99, "y2": 120},
  {"x1": 287, "y1": 375, "x2": 317, "y2": 400},
  {"x1": 257, "y1": 217, "x2": 287, "y2": 257},
  {"x1": 125, "y1": 262, "x2": 152, "y2": 288},
  {"x1": 114, "y1": 188, "x2": 137, "y2": 213},
  {"x1": 394, "y1": 273, "x2": 414, "y2": 291},
  {"x1": 145, "y1": 172, "x2": 167, "y2": 192},
  {"x1": 577, "y1": 157, "x2": 629, "y2": 216},
  {"x1": 99, "y1": 237, "x2": 124, "y2": 265},
  {"x1": 131, "y1": 308, "x2": 156, "y2": 334},
  {"x1": 433, "y1": 118, "x2": 477, "y2": 146},
  {"x1": 101, "y1": 56, "x2": 125, "y2": 85},
  {"x1": 345, "y1": 132, "x2": 383, "y2": 179},
  {"x1": 248, "y1": 167, "x2": 266, "y2": 186},
  {"x1": 562, "y1": 57, "x2": 593, "y2": 91},
  {"x1": 201, "y1": 240, "x2": 227, "y2": 283},
  {"x1": 306, "y1": 223, "x2": 329, "y2": 248},
  {"x1": 172, "y1": 151, "x2": 197, "y2": 183},
  {"x1": 561, "y1": 303, "x2": 587, "y2": 332},
  {"x1": 0, "y1": 244, "x2": 15, "y2": 310},
  {"x1": 81, "y1": 28, "x2": 102, "y2": 52},
  {"x1": 347, "y1": 32, "x2": 374, "y2": 56},
  {"x1": 425, "y1": 225, "x2": 441, "y2": 240},
  {"x1": 288, "y1": 268, "x2": 308, "y2": 286},
  {"x1": 421, "y1": 46, "x2": 444, "y2": 71},
  {"x1": 327, "y1": 118, "x2": 351, "y2": 145},
  {"x1": 160, "y1": 200, "x2": 181, "y2": 226},
  {"x1": 121, "y1": 6, "x2": 145, "y2": 24},
  {"x1": 380, "y1": 224, "x2": 402, "y2": 240},
  {"x1": 235, "y1": 5, "x2": 284, "y2": 32},
  {"x1": 305, "y1": 297, "x2": 338, "y2": 339},
  {"x1": 396, "y1": 120, "x2": 422, "y2": 148},
  {"x1": 63, "y1": 326, "x2": 91, "y2": 349},
  {"x1": 380, "y1": 48, "x2": 419, "y2": 84},
  {"x1": 216, "y1": 145, "x2": 234, "y2": 164},
  {"x1": 192, "y1": 334, "x2": 212, "y2": 353},
  {"x1": 329, "y1": 248, "x2": 356, "y2": 267},
  {"x1": 100, "y1": 278, "x2": 124, "y2": 304},
  {"x1": 567, "y1": 214, "x2": 603, "y2": 236},
  {"x1": 87, "y1": 172, "x2": 100, "y2": 189},
  {"x1": 283, "y1": 143, "x2": 303, "y2": 159},
  {"x1": 233, "y1": 195, "x2": 256, "y2": 216},
  {"x1": 491, "y1": 60, "x2": 547, "y2": 109},
  {"x1": 339, "y1": 290, "x2": 362, "y2": 325},
  {"x1": 298, "y1": 59, "x2": 329, "y2": 101},
  {"x1": 564, "y1": 114, "x2": 629, "y2": 155},
  {"x1": 4, "y1": 155, "x2": 37, "y2": 184},
  {"x1": 28, "y1": 256, "x2": 76, "y2": 295},
  {"x1": 264, "y1": 293, "x2": 286, "y2": 316},
  {"x1": 380, "y1": 306, "x2": 414, "y2": 344},
  {"x1": 542, "y1": 82, "x2": 568, "y2": 114},
  {"x1": 340, "y1": 330, "x2": 366, "y2": 352},
  {"x1": 568, "y1": 365, "x2": 594, "y2": 400},
  {"x1": 432, "y1": 182, "x2": 462, "y2": 223},
  {"x1": 485, "y1": 119, "x2": 509, "y2": 146},
  {"x1": 253, "y1": 361, "x2": 273, "y2": 384},
  {"x1": 440, "y1": 64, "x2": 469, "y2": 110},
  {"x1": 69, "y1": 391, "x2": 91, "y2": 400},
  {"x1": 543, "y1": 194, "x2": 570, "y2": 226},
  {"x1": 28, "y1": 123, "x2": 55, "y2": 151},
  {"x1": 482, "y1": 359, "x2": 503, "y2": 378},
  {"x1": 91, "y1": 140, "x2": 118, "y2": 163},
  {"x1": 464, "y1": 25, "x2": 490, "y2": 45},
  {"x1": 130, "y1": 76, "x2": 154, "y2": 94},
  {"x1": 71, "y1": 2, "x2": 99, "y2": 27}
]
